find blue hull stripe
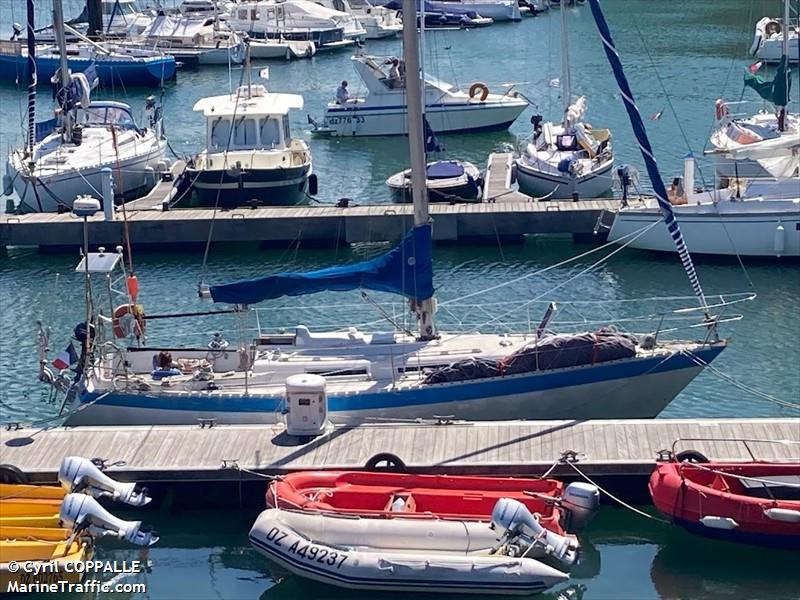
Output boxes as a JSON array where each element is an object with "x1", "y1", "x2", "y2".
[
  {"x1": 80, "y1": 345, "x2": 724, "y2": 414},
  {"x1": 249, "y1": 536, "x2": 548, "y2": 591},
  {"x1": 327, "y1": 102, "x2": 523, "y2": 114}
]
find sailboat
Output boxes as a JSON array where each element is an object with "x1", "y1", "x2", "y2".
[
  {"x1": 514, "y1": 1, "x2": 613, "y2": 200},
  {"x1": 708, "y1": 0, "x2": 798, "y2": 180},
  {"x1": 3, "y1": 0, "x2": 168, "y2": 214},
  {"x1": 45, "y1": 0, "x2": 733, "y2": 427}
]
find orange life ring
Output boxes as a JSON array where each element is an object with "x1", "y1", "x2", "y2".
[
  {"x1": 112, "y1": 304, "x2": 146, "y2": 339},
  {"x1": 468, "y1": 82, "x2": 489, "y2": 102},
  {"x1": 714, "y1": 99, "x2": 729, "y2": 121}
]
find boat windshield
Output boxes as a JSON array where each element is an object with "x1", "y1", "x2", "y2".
[
  {"x1": 103, "y1": 0, "x2": 138, "y2": 17},
  {"x1": 77, "y1": 105, "x2": 138, "y2": 129},
  {"x1": 210, "y1": 116, "x2": 287, "y2": 150}
]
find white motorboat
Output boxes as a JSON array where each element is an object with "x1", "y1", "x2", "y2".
[
  {"x1": 609, "y1": 157, "x2": 800, "y2": 258},
  {"x1": 249, "y1": 37, "x2": 317, "y2": 59},
  {"x1": 427, "y1": 0, "x2": 521, "y2": 21},
  {"x1": 347, "y1": 0, "x2": 403, "y2": 38},
  {"x1": 750, "y1": 15, "x2": 799, "y2": 63},
  {"x1": 311, "y1": 55, "x2": 528, "y2": 136},
  {"x1": 224, "y1": 0, "x2": 363, "y2": 48},
  {"x1": 121, "y1": 13, "x2": 245, "y2": 66},
  {"x1": 248, "y1": 505, "x2": 570, "y2": 595},
  {"x1": 514, "y1": 3, "x2": 613, "y2": 200},
  {"x1": 3, "y1": 0, "x2": 168, "y2": 213},
  {"x1": 387, "y1": 159, "x2": 483, "y2": 202},
  {"x1": 184, "y1": 51, "x2": 314, "y2": 207},
  {"x1": 67, "y1": 0, "x2": 153, "y2": 38}
]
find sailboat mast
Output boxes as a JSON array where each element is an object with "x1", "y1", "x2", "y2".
[
  {"x1": 25, "y1": 0, "x2": 36, "y2": 157},
  {"x1": 559, "y1": 0, "x2": 572, "y2": 116},
  {"x1": 778, "y1": 0, "x2": 790, "y2": 131},
  {"x1": 403, "y1": 0, "x2": 428, "y2": 226},
  {"x1": 53, "y1": 0, "x2": 73, "y2": 141},
  {"x1": 402, "y1": 0, "x2": 437, "y2": 340}
]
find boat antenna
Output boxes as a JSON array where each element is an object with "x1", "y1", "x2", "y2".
[
  {"x1": 402, "y1": 0, "x2": 437, "y2": 340},
  {"x1": 53, "y1": 0, "x2": 73, "y2": 142},
  {"x1": 587, "y1": 0, "x2": 711, "y2": 323}
]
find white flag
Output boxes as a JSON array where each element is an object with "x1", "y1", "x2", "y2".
[{"x1": 259, "y1": 67, "x2": 270, "y2": 80}]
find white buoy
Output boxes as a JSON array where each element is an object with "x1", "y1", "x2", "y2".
[
  {"x1": 764, "y1": 507, "x2": 800, "y2": 523},
  {"x1": 101, "y1": 167, "x2": 114, "y2": 222}
]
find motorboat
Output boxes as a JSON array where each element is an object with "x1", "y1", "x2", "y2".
[
  {"x1": 382, "y1": 0, "x2": 493, "y2": 28},
  {"x1": 608, "y1": 170, "x2": 800, "y2": 258},
  {"x1": 750, "y1": 16, "x2": 799, "y2": 63},
  {"x1": 310, "y1": 55, "x2": 528, "y2": 136},
  {"x1": 184, "y1": 59, "x2": 315, "y2": 207},
  {"x1": 348, "y1": 0, "x2": 404, "y2": 38},
  {"x1": 249, "y1": 37, "x2": 317, "y2": 59},
  {"x1": 515, "y1": 3, "x2": 613, "y2": 199},
  {"x1": 224, "y1": 0, "x2": 362, "y2": 49},
  {"x1": 426, "y1": 0, "x2": 521, "y2": 21},
  {"x1": 248, "y1": 502, "x2": 572, "y2": 595},
  {"x1": 266, "y1": 470, "x2": 600, "y2": 540},
  {"x1": 387, "y1": 159, "x2": 483, "y2": 202},
  {"x1": 649, "y1": 439, "x2": 800, "y2": 549},
  {"x1": 119, "y1": 13, "x2": 245, "y2": 66},
  {"x1": 4, "y1": 2, "x2": 169, "y2": 214}
]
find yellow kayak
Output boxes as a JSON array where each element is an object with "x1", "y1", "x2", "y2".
[
  {"x1": 0, "y1": 540, "x2": 92, "y2": 588},
  {"x1": 0, "y1": 526, "x2": 71, "y2": 542},
  {"x1": 0, "y1": 483, "x2": 65, "y2": 502},
  {"x1": 0, "y1": 513, "x2": 62, "y2": 528}
]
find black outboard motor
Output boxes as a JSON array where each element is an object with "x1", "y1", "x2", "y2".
[
  {"x1": 617, "y1": 164, "x2": 631, "y2": 206},
  {"x1": 531, "y1": 114, "x2": 544, "y2": 140}
]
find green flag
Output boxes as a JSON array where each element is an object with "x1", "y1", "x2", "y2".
[{"x1": 744, "y1": 56, "x2": 792, "y2": 106}]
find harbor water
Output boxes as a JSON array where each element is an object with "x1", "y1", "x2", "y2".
[{"x1": 0, "y1": 0, "x2": 798, "y2": 598}]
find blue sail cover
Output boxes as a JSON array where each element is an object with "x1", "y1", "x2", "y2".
[
  {"x1": 587, "y1": 0, "x2": 707, "y2": 310},
  {"x1": 210, "y1": 224, "x2": 434, "y2": 305}
]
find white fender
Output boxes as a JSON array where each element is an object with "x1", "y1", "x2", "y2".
[
  {"x1": 249, "y1": 509, "x2": 568, "y2": 595},
  {"x1": 763, "y1": 507, "x2": 800, "y2": 523},
  {"x1": 774, "y1": 222, "x2": 785, "y2": 257},
  {"x1": 700, "y1": 516, "x2": 739, "y2": 530}
]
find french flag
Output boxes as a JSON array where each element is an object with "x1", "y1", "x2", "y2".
[
  {"x1": 748, "y1": 61, "x2": 763, "y2": 74},
  {"x1": 52, "y1": 342, "x2": 78, "y2": 370}
]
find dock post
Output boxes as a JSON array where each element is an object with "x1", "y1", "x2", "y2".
[{"x1": 101, "y1": 167, "x2": 114, "y2": 222}]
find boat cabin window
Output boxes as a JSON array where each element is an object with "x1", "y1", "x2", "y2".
[
  {"x1": 210, "y1": 118, "x2": 232, "y2": 149},
  {"x1": 259, "y1": 117, "x2": 283, "y2": 148},
  {"x1": 283, "y1": 116, "x2": 292, "y2": 144},
  {"x1": 77, "y1": 105, "x2": 137, "y2": 129},
  {"x1": 103, "y1": 1, "x2": 137, "y2": 16},
  {"x1": 232, "y1": 117, "x2": 258, "y2": 148}
]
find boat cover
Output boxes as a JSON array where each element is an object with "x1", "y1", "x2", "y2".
[
  {"x1": 427, "y1": 161, "x2": 464, "y2": 179},
  {"x1": 210, "y1": 224, "x2": 434, "y2": 304},
  {"x1": 423, "y1": 328, "x2": 636, "y2": 384}
]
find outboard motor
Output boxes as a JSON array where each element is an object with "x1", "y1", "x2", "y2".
[
  {"x1": 60, "y1": 494, "x2": 158, "y2": 546},
  {"x1": 491, "y1": 498, "x2": 579, "y2": 566},
  {"x1": 58, "y1": 456, "x2": 151, "y2": 507},
  {"x1": 560, "y1": 482, "x2": 600, "y2": 532}
]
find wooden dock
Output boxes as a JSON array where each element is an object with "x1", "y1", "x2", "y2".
[
  {"x1": 2, "y1": 418, "x2": 797, "y2": 506},
  {"x1": 0, "y1": 154, "x2": 618, "y2": 251}
]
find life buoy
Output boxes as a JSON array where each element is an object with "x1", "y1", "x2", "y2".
[
  {"x1": 714, "y1": 99, "x2": 729, "y2": 122},
  {"x1": 468, "y1": 82, "x2": 490, "y2": 102},
  {"x1": 112, "y1": 304, "x2": 146, "y2": 339}
]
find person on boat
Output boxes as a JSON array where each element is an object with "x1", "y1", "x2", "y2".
[
  {"x1": 336, "y1": 80, "x2": 350, "y2": 104},
  {"x1": 388, "y1": 58, "x2": 404, "y2": 89}
]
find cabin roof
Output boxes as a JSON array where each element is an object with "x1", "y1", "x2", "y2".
[{"x1": 192, "y1": 85, "x2": 304, "y2": 117}]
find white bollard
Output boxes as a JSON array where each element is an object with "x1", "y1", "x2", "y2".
[
  {"x1": 101, "y1": 167, "x2": 114, "y2": 222},
  {"x1": 683, "y1": 154, "x2": 695, "y2": 197}
]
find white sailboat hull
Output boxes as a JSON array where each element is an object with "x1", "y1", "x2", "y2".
[
  {"x1": 609, "y1": 200, "x2": 800, "y2": 257},
  {"x1": 516, "y1": 159, "x2": 613, "y2": 199}
]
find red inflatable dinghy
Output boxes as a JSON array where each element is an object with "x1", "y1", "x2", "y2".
[
  {"x1": 649, "y1": 460, "x2": 800, "y2": 549},
  {"x1": 268, "y1": 471, "x2": 572, "y2": 535}
]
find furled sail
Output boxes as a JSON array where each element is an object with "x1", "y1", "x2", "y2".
[
  {"x1": 587, "y1": 0, "x2": 708, "y2": 311},
  {"x1": 25, "y1": 0, "x2": 36, "y2": 154},
  {"x1": 744, "y1": 56, "x2": 792, "y2": 106},
  {"x1": 210, "y1": 224, "x2": 434, "y2": 305}
]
